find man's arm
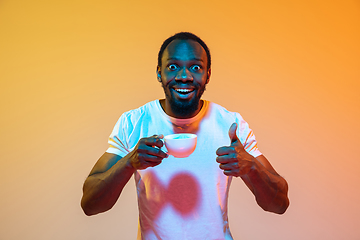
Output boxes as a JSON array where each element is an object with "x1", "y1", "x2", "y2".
[
  {"x1": 216, "y1": 123, "x2": 289, "y2": 214},
  {"x1": 81, "y1": 135, "x2": 168, "y2": 216},
  {"x1": 240, "y1": 155, "x2": 289, "y2": 214}
]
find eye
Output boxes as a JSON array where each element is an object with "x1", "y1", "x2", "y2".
[
  {"x1": 168, "y1": 64, "x2": 178, "y2": 71},
  {"x1": 190, "y1": 65, "x2": 201, "y2": 71}
]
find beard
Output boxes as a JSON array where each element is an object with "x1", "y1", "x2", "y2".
[{"x1": 161, "y1": 82, "x2": 206, "y2": 118}]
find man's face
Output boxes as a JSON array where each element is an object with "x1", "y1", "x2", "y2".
[{"x1": 157, "y1": 39, "x2": 211, "y2": 118}]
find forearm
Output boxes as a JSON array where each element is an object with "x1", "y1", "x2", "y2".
[
  {"x1": 81, "y1": 154, "x2": 135, "y2": 216},
  {"x1": 242, "y1": 160, "x2": 289, "y2": 214}
]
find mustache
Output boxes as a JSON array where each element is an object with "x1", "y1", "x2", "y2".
[{"x1": 166, "y1": 81, "x2": 200, "y2": 89}]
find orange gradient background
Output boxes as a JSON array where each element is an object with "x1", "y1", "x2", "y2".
[{"x1": 1, "y1": 0, "x2": 359, "y2": 239}]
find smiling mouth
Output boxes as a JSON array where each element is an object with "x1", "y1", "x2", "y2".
[{"x1": 174, "y1": 88, "x2": 195, "y2": 94}]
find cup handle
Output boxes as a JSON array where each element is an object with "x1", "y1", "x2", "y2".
[{"x1": 160, "y1": 139, "x2": 169, "y2": 155}]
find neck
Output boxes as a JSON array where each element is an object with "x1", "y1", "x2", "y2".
[{"x1": 159, "y1": 99, "x2": 203, "y2": 119}]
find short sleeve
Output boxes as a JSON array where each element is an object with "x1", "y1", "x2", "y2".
[
  {"x1": 236, "y1": 114, "x2": 262, "y2": 158},
  {"x1": 106, "y1": 113, "x2": 131, "y2": 157}
]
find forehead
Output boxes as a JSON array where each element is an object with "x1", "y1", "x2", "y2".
[{"x1": 162, "y1": 39, "x2": 207, "y2": 64}]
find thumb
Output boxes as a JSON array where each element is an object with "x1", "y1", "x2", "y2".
[{"x1": 228, "y1": 122, "x2": 239, "y2": 145}]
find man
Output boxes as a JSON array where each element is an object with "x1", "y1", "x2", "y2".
[{"x1": 81, "y1": 32, "x2": 289, "y2": 239}]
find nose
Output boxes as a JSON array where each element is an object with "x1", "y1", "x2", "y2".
[{"x1": 175, "y1": 67, "x2": 193, "y2": 82}]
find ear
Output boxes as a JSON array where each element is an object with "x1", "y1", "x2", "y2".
[
  {"x1": 156, "y1": 66, "x2": 162, "y2": 82},
  {"x1": 206, "y1": 68, "x2": 211, "y2": 84}
]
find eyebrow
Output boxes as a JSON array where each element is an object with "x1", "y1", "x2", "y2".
[{"x1": 167, "y1": 57, "x2": 204, "y2": 62}]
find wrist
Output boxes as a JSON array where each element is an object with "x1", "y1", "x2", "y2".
[
  {"x1": 124, "y1": 151, "x2": 138, "y2": 171},
  {"x1": 246, "y1": 157, "x2": 262, "y2": 177}
]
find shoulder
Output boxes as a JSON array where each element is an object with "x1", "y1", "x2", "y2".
[
  {"x1": 205, "y1": 101, "x2": 252, "y2": 136},
  {"x1": 120, "y1": 100, "x2": 160, "y2": 120},
  {"x1": 206, "y1": 101, "x2": 245, "y2": 120},
  {"x1": 112, "y1": 100, "x2": 160, "y2": 130}
]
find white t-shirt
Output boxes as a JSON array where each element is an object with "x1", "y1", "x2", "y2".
[{"x1": 106, "y1": 100, "x2": 262, "y2": 240}]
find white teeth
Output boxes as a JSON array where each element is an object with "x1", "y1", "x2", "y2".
[{"x1": 175, "y1": 88, "x2": 192, "y2": 93}]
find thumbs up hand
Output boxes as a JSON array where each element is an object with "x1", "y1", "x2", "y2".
[{"x1": 216, "y1": 123, "x2": 255, "y2": 177}]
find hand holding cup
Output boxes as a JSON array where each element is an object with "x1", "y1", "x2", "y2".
[{"x1": 129, "y1": 134, "x2": 168, "y2": 170}]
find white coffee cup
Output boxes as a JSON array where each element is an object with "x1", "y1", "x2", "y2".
[{"x1": 163, "y1": 133, "x2": 197, "y2": 158}]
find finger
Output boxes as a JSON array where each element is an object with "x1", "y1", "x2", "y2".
[
  {"x1": 151, "y1": 134, "x2": 164, "y2": 140},
  {"x1": 216, "y1": 146, "x2": 235, "y2": 156},
  {"x1": 216, "y1": 154, "x2": 238, "y2": 164},
  {"x1": 148, "y1": 160, "x2": 162, "y2": 168},
  {"x1": 138, "y1": 153, "x2": 165, "y2": 163},
  {"x1": 138, "y1": 145, "x2": 168, "y2": 159},
  {"x1": 143, "y1": 135, "x2": 164, "y2": 148},
  {"x1": 228, "y1": 122, "x2": 239, "y2": 145},
  {"x1": 223, "y1": 170, "x2": 239, "y2": 177},
  {"x1": 146, "y1": 146, "x2": 168, "y2": 158},
  {"x1": 219, "y1": 162, "x2": 240, "y2": 170}
]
